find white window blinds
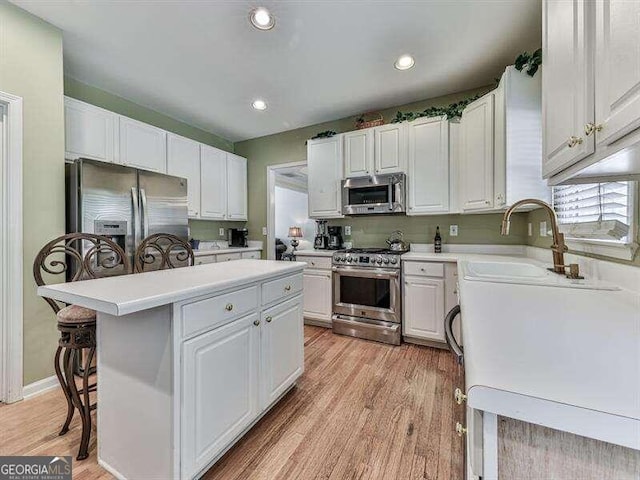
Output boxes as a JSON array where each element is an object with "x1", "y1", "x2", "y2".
[{"x1": 552, "y1": 182, "x2": 631, "y2": 242}]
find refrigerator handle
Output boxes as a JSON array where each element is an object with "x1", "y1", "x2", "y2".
[
  {"x1": 140, "y1": 188, "x2": 149, "y2": 239},
  {"x1": 131, "y1": 187, "x2": 141, "y2": 246}
]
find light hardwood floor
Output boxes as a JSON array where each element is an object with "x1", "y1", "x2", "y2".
[{"x1": 0, "y1": 326, "x2": 464, "y2": 479}]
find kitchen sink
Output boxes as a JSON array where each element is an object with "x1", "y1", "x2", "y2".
[{"x1": 461, "y1": 260, "x2": 620, "y2": 291}]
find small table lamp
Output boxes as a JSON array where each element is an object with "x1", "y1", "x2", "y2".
[{"x1": 288, "y1": 226, "x2": 303, "y2": 252}]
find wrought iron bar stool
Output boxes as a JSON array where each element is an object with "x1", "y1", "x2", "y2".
[
  {"x1": 134, "y1": 233, "x2": 194, "y2": 272},
  {"x1": 33, "y1": 233, "x2": 130, "y2": 460}
]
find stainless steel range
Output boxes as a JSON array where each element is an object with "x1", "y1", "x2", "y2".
[{"x1": 332, "y1": 248, "x2": 404, "y2": 345}]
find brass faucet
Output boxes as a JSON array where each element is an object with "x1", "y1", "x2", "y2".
[{"x1": 501, "y1": 198, "x2": 569, "y2": 274}]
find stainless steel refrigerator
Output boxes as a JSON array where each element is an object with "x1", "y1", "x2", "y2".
[{"x1": 66, "y1": 159, "x2": 188, "y2": 275}]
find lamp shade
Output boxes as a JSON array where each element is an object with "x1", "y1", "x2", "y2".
[{"x1": 288, "y1": 226, "x2": 303, "y2": 238}]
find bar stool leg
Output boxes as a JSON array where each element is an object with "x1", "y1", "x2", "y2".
[
  {"x1": 65, "y1": 349, "x2": 87, "y2": 460},
  {"x1": 55, "y1": 346, "x2": 74, "y2": 436},
  {"x1": 78, "y1": 346, "x2": 95, "y2": 461}
]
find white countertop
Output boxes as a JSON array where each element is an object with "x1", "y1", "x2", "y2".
[
  {"x1": 293, "y1": 249, "x2": 335, "y2": 257},
  {"x1": 193, "y1": 246, "x2": 262, "y2": 257},
  {"x1": 38, "y1": 260, "x2": 305, "y2": 317}
]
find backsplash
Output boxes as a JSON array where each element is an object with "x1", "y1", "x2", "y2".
[
  {"x1": 188, "y1": 219, "x2": 247, "y2": 242},
  {"x1": 327, "y1": 212, "x2": 528, "y2": 248}
]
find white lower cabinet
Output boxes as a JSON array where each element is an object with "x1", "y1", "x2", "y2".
[
  {"x1": 261, "y1": 297, "x2": 304, "y2": 408},
  {"x1": 403, "y1": 277, "x2": 445, "y2": 341},
  {"x1": 179, "y1": 278, "x2": 303, "y2": 479},
  {"x1": 302, "y1": 268, "x2": 332, "y2": 325},
  {"x1": 181, "y1": 313, "x2": 260, "y2": 479}
]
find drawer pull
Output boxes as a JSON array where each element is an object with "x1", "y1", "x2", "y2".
[
  {"x1": 454, "y1": 388, "x2": 466, "y2": 405},
  {"x1": 567, "y1": 135, "x2": 583, "y2": 148},
  {"x1": 284, "y1": 285, "x2": 292, "y2": 291},
  {"x1": 225, "y1": 303, "x2": 233, "y2": 311},
  {"x1": 253, "y1": 319, "x2": 260, "y2": 326},
  {"x1": 265, "y1": 316, "x2": 272, "y2": 323},
  {"x1": 455, "y1": 422, "x2": 467, "y2": 437}
]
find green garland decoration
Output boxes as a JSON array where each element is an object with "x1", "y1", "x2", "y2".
[
  {"x1": 311, "y1": 130, "x2": 337, "y2": 139},
  {"x1": 515, "y1": 48, "x2": 542, "y2": 77},
  {"x1": 390, "y1": 94, "x2": 482, "y2": 123}
]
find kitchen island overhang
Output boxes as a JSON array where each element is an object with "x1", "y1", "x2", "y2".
[{"x1": 38, "y1": 259, "x2": 307, "y2": 480}]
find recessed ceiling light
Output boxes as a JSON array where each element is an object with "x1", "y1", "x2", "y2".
[
  {"x1": 252, "y1": 99, "x2": 267, "y2": 110},
  {"x1": 250, "y1": 7, "x2": 275, "y2": 30},
  {"x1": 394, "y1": 54, "x2": 415, "y2": 71}
]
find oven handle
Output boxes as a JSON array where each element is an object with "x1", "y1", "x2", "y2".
[
  {"x1": 332, "y1": 266, "x2": 399, "y2": 278},
  {"x1": 444, "y1": 305, "x2": 463, "y2": 365}
]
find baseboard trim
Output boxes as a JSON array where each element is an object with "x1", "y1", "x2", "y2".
[{"x1": 23, "y1": 375, "x2": 58, "y2": 400}]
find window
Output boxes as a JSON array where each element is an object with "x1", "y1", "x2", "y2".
[{"x1": 552, "y1": 181, "x2": 634, "y2": 244}]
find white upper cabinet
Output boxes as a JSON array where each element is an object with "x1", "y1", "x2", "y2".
[
  {"x1": 374, "y1": 123, "x2": 407, "y2": 174},
  {"x1": 543, "y1": 0, "x2": 640, "y2": 181},
  {"x1": 344, "y1": 129, "x2": 374, "y2": 177},
  {"x1": 226, "y1": 153, "x2": 248, "y2": 221},
  {"x1": 460, "y1": 93, "x2": 495, "y2": 211},
  {"x1": 542, "y1": 0, "x2": 594, "y2": 178},
  {"x1": 64, "y1": 97, "x2": 118, "y2": 163},
  {"x1": 167, "y1": 134, "x2": 201, "y2": 218},
  {"x1": 407, "y1": 116, "x2": 450, "y2": 215},
  {"x1": 594, "y1": 0, "x2": 640, "y2": 148},
  {"x1": 200, "y1": 145, "x2": 227, "y2": 220},
  {"x1": 119, "y1": 116, "x2": 167, "y2": 173},
  {"x1": 307, "y1": 135, "x2": 344, "y2": 219}
]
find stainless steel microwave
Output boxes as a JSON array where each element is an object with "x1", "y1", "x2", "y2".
[{"x1": 341, "y1": 173, "x2": 406, "y2": 215}]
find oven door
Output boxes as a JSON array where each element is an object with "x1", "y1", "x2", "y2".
[{"x1": 332, "y1": 266, "x2": 401, "y2": 322}]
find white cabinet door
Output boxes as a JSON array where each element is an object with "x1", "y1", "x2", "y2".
[
  {"x1": 64, "y1": 97, "x2": 118, "y2": 163},
  {"x1": 307, "y1": 135, "x2": 343, "y2": 219},
  {"x1": 302, "y1": 269, "x2": 332, "y2": 321},
  {"x1": 261, "y1": 297, "x2": 304, "y2": 409},
  {"x1": 403, "y1": 276, "x2": 445, "y2": 342},
  {"x1": 167, "y1": 134, "x2": 201, "y2": 218},
  {"x1": 119, "y1": 116, "x2": 167, "y2": 173},
  {"x1": 181, "y1": 313, "x2": 260, "y2": 479},
  {"x1": 194, "y1": 255, "x2": 216, "y2": 266},
  {"x1": 241, "y1": 251, "x2": 261, "y2": 260},
  {"x1": 542, "y1": 0, "x2": 594, "y2": 177},
  {"x1": 407, "y1": 116, "x2": 450, "y2": 215},
  {"x1": 374, "y1": 123, "x2": 407, "y2": 174},
  {"x1": 200, "y1": 145, "x2": 227, "y2": 220},
  {"x1": 226, "y1": 153, "x2": 248, "y2": 220},
  {"x1": 344, "y1": 129, "x2": 374, "y2": 177},
  {"x1": 594, "y1": 0, "x2": 640, "y2": 147},
  {"x1": 460, "y1": 93, "x2": 495, "y2": 211}
]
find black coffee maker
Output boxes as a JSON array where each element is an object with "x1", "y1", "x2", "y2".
[
  {"x1": 327, "y1": 226, "x2": 343, "y2": 250},
  {"x1": 228, "y1": 228, "x2": 248, "y2": 247}
]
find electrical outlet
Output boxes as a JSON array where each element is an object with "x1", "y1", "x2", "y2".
[
  {"x1": 262, "y1": 227, "x2": 267, "y2": 236},
  {"x1": 539, "y1": 221, "x2": 547, "y2": 237},
  {"x1": 449, "y1": 225, "x2": 458, "y2": 236},
  {"x1": 344, "y1": 225, "x2": 352, "y2": 236},
  {"x1": 528, "y1": 223, "x2": 533, "y2": 236},
  {"x1": 219, "y1": 227, "x2": 225, "y2": 237}
]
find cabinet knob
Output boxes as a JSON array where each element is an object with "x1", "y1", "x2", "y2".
[
  {"x1": 455, "y1": 422, "x2": 467, "y2": 437},
  {"x1": 225, "y1": 303, "x2": 234, "y2": 311},
  {"x1": 284, "y1": 285, "x2": 292, "y2": 291},
  {"x1": 567, "y1": 136, "x2": 583, "y2": 148},
  {"x1": 265, "y1": 316, "x2": 272, "y2": 323},
  {"x1": 454, "y1": 388, "x2": 467, "y2": 405},
  {"x1": 584, "y1": 123, "x2": 603, "y2": 136},
  {"x1": 253, "y1": 319, "x2": 260, "y2": 326}
]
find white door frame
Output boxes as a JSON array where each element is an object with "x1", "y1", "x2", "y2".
[
  {"x1": 0, "y1": 91, "x2": 24, "y2": 403},
  {"x1": 266, "y1": 161, "x2": 307, "y2": 260}
]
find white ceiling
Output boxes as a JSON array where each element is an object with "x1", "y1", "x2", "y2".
[{"x1": 12, "y1": 0, "x2": 541, "y2": 142}]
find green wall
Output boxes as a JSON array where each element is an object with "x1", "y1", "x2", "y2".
[
  {"x1": 64, "y1": 77, "x2": 234, "y2": 153},
  {"x1": 0, "y1": 1, "x2": 65, "y2": 385},
  {"x1": 234, "y1": 84, "x2": 531, "y2": 252},
  {"x1": 189, "y1": 219, "x2": 246, "y2": 241}
]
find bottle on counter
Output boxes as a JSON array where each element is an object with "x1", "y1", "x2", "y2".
[{"x1": 434, "y1": 226, "x2": 442, "y2": 253}]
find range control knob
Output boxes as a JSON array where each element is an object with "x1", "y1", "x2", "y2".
[
  {"x1": 390, "y1": 257, "x2": 398, "y2": 264},
  {"x1": 383, "y1": 258, "x2": 390, "y2": 264},
  {"x1": 376, "y1": 256, "x2": 383, "y2": 264}
]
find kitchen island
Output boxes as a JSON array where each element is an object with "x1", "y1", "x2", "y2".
[{"x1": 38, "y1": 259, "x2": 306, "y2": 480}]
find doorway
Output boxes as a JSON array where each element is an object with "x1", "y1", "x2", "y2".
[
  {"x1": 266, "y1": 161, "x2": 313, "y2": 260},
  {"x1": 0, "y1": 91, "x2": 24, "y2": 403}
]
